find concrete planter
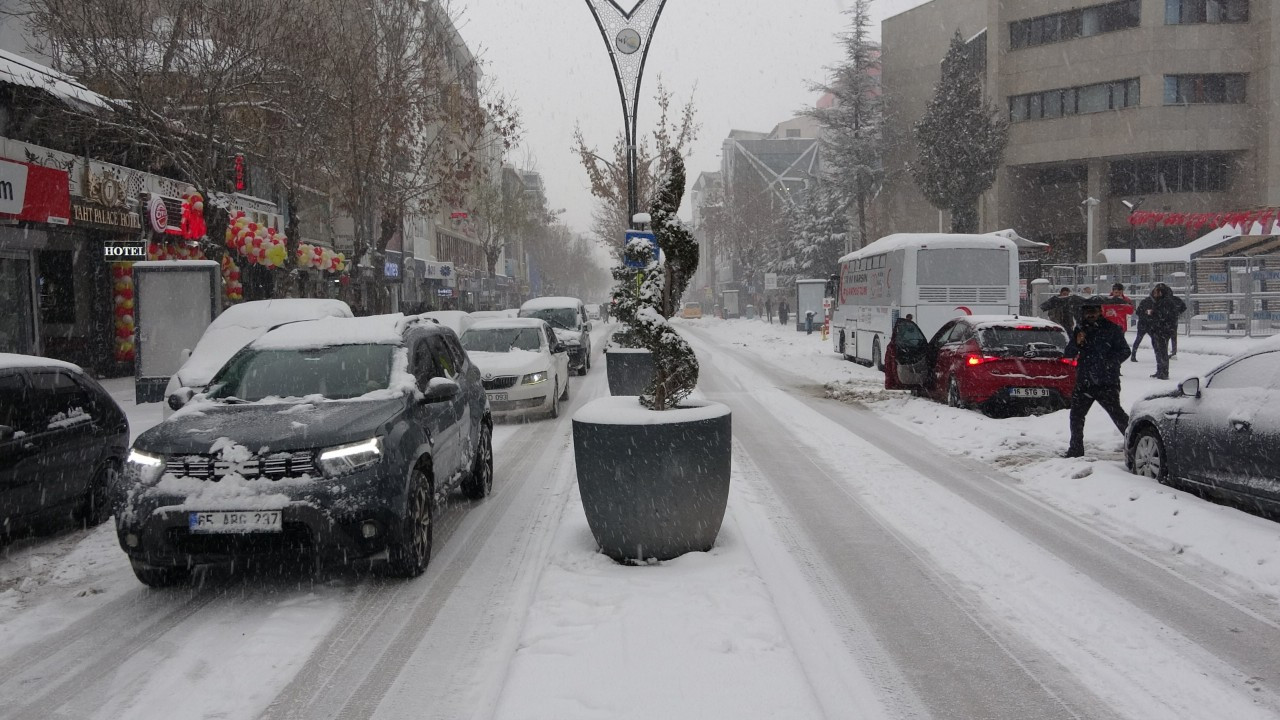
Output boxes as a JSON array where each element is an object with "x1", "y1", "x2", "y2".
[
  {"x1": 605, "y1": 349, "x2": 655, "y2": 396},
  {"x1": 572, "y1": 397, "x2": 732, "y2": 562}
]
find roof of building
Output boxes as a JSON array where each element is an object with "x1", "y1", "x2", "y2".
[
  {"x1": 1096, "y1": 222, "x2": 1275, "y2": 263},
  {"x1": 0, "y1": 48, "x2": 111, "y2": 111}
]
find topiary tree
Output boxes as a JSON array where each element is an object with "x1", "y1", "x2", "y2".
[{"x1": 609, "y1": 150, "x2": 700, "y2": 410}]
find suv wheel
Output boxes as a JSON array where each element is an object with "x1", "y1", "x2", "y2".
[
  {"x1": 386, "y1": 468, "x2": 433, "y2": 577},
  {"x1": 462, "y1": 422, "x2": 493, "y2": 500},
  {"x1": 130, "y1": 559, "x2": 191, "y2": 588},
  {"x1": 1132, "y1": 426, "x2": 1168, "y2": 485}
]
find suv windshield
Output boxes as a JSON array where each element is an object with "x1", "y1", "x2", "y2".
[
  {"x1": 461, "y1": 327, "x2": 542, "y2": 353},
  {"x1": 207, "y1": 344, "x2": 395, "y2": 401},
  {"x1": 520, "y1": 307, "x2": 579, "y2": 331}
]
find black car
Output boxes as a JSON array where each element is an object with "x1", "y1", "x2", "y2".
[
  {"x1": 1125, "y1": 343, "x2": 1280, "y2": 516},
  {"x1": 0, "y1": 355, "x2": 129, "y2": 536},
  {"x1": 116, "y1": 314, "x2": 493, "y2": 586}
]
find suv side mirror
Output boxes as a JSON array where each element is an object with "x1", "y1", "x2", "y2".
[
  {"x1": 1178, "y1": 377, "x2": 1201, "y2": 398},
  {"x1": 422, "y1": 378, "x2": 460, "y2": 403},
  {"x1": 167, "y1": 387, "x2": 195, "y2": 411}
]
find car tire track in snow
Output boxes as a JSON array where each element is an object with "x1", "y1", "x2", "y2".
[
  {"x1": 687, "y1": 325, "x2": 1280, "y2": 718},
  {"x1": 260, "y1": 368, "x2": 596, "y2": 720},
  {"x1": 695, "y1": 356, "x2": 1111, "y2": 720},
  {"x1": 1, "y1": 581, "x2": 226, "y2": 720}
]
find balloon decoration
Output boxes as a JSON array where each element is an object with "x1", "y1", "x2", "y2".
[
  {"x1": 221, "y1": 254, "x2": 243, "y2": 302},
  {"x1": 179, "y1": 192, "x2": 207, "y2": 240},
  {"x1": 147, "y1": 241, "x2": 206, "y2": 262},
  {"x1": 224, "y1": 210, "x2": 295, "y2": 270},
  {"x1": 295, "y1": 242, "x2": 348, "y2": 273},
  {"x1": 111, "y1": 262, "x2": 136, "y2": 362}
]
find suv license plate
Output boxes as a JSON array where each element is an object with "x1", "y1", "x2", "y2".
[
  {"x1": 489, "y1": 392, "x2": 508, "y2": 402},
  {"x1": 189, "y1": 511, "x2": 282, "y2": 534},
  {"x1": 1010, "y1": 387, "x2": 1050, "y2": 398}
]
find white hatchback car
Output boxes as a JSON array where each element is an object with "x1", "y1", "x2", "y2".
[
  {"x1": 459, "y1": 318, "x2": 571, "y2": 419},
  {"x1": 163, "y1": 299, "x2": 352, "y2": 417}
]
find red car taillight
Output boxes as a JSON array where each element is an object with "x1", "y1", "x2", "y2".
[
  {"x1": 965, "y1": 353, "x2": 999, "y2": 365},
  {"x1": 1060, "y1": 357, "x2": 1078, "y2": 367}
]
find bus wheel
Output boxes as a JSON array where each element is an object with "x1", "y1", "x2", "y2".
[{"x1": 872, "y1": 337, "x2": 884, "y2": 372}]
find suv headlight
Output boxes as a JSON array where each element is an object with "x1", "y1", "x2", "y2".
[
  {"x1": 125, "y1": 448, "x2": 165, "y2": 484},
  {"x1": 316, "y1": 437, "x2": 383, "y2": 478},
  {"x1": 521, "y1": 371, "x2": 548, "y2": 385}
]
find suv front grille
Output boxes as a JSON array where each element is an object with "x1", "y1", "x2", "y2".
[
  {"x1": 165, "y1": 451, "x2": 317, "y2": 481},
  {"x1": 483, "y1": 376, "x2": 517, "y2": 390}
]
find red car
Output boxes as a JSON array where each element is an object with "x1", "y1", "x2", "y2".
[{"x1": 885, "y1": 315, "x2": 1076, "y2": 415}]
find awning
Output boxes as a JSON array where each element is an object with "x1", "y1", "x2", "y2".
[
  {"x1": 0, "y1": 48, "x2": 111, "y2": 112},
  {"x1": 0, "y1": 158, "x2": 71, "y2": 225}
]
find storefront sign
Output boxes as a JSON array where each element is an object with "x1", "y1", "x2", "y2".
[
  {"x1": 436, "y1": 288, "x2": 455, "y2": 297},
  {"x1": 0, "y1": 158, "x2": 70, "y2": 224},
  {"x1": 0, "y1": 159, "x2": 28, "y2": 213},
  {"x1": 102, "y1": 241, "x2": 146, "y2": 259},
  {"x1": 147, "y1": 195, "x2": 168, "y2": 232},
  {"x1": 1128, "y1": 207, "x2": 1280, "y2": 234},
  {"x1": 423, "y1": 261, "x2": 455, "y2": 281},
  {"x1": 73, "y1": 200, "x2": 142, "y2": 231}
]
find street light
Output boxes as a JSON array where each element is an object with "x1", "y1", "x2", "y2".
[
  {"x1": 1122, "y1": 198, "x2": 1144, "y2": 264},
  {"x1": 583, "y1": 0, "x2": 668, "y2": 229}
]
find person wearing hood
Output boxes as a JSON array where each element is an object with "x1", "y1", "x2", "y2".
[
  {"x1": 1063, "y1": 297, "x2": 1132, "y2": 458},
  {"x1": 1137, "y1": 283, "x2": 1186, "y2": 380},
  {"x1": 1040, "y1": 287, "x2": 1079, "y2": 333}
]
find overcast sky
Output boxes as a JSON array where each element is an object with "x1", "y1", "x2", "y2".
[{"x1": 453, "y1": 0, "x2": 930, "y2": 243}]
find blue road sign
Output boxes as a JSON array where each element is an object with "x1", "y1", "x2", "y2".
[{"x1": 623, "y1": 230, "x2": 659, "y2": 268}]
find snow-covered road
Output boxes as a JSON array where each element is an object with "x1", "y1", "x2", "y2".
[{"x1": 2, "y1": 320, "x2": 1279, "y2": 719}]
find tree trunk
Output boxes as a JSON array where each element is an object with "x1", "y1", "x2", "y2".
[{"x1": 950, "y1": 199, "x2": 979, "y2": 234}]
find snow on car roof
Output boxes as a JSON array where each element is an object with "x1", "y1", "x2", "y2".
[
  {"x1": 467, "y1": 318, "x2": 548, "y2": 331},
  {"x1": 838, "y1": 233, "x2": 1016, "y2": 264},
  {"x1": 962, "y1": 315, "x2": 1064, "y2": 330},
  {"x1": 252, "y1": 314, "x2": 406, "y2": 350},
  {"x1": 0, "y1": 353, "x2": 83, "y2": 372},
  {"x1": 520, "y1": 296, "x2": 582, "y2": 310},
  {"x1": 211, "y1": 299, "x2": 352, "y2": 328}
]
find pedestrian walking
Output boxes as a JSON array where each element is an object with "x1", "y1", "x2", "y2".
[
  {"x1": 778, "y1": 301, "x2": 789, "y2": 327},
  {"x1": 1064, "y1": 297, "x2": 1132, "y2": 457},
  {"x1": 765, "y1": 297, "x2": 773, "y2": 324},
  {"x1": 1138, "y1": 283, "x2": 1186, "y2": 380},
  {"x1": 1040, "y1": 287, "x2": 1079, "y2": 334}
]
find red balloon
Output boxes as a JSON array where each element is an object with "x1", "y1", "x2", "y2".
[{"x1": 120, "y1": 288, "x2": 133, "y2": 300}]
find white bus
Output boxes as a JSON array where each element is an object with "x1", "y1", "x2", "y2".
[{"x1": 830, "y1": 233, "x2": 1019, "y2": 369}]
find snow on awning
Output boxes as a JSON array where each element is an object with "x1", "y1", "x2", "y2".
[{"x1": 0, "y1": 48, "x2": 112, "y2": 112}]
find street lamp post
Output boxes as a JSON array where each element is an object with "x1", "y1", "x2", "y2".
[
  {"x1": 1122, "y1": 198, "x2": 1144, "y2": 264},
  {"x1": 584, "y1": 0, "x2": 668, "y2": 229}
]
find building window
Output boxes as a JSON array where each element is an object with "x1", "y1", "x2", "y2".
[
  {"x1": 1033, "y1": 165, "x2": 1088, "y2": 187},
  {"x1": 1164, "y1": 0, "x2": 1249, "y2": 24},
  {"x1": 1010, "y1": 0, "x2": 1140, "y2": 49},
  {"x1": 1163, "y1": 74, "x2": 1247, "y2": 104},
  {"x1": 1109, "y1": 155, "x2": 1230, "y2": 195},
  {"x1": 1009, "y1": 78, "x2": 1139, "y2": 122},
  {"x1": 37, "y1": 251, "x2": 75, "y2": 325},
  {"x1": 785, "y1": 129, "x2": 802, "y2": 138}
]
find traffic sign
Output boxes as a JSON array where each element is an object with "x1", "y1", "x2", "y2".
[{"x1": 623, "y1": 230, "x2": 658, "y2": 268}]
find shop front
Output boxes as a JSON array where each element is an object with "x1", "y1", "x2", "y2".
[{"x1": 0, "y1": 157, "x2": 71, "y2": 358}]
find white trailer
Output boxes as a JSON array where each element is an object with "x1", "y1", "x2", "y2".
[{"x1": 829, "y1": 233, "x2": 1019, "y2": 370}]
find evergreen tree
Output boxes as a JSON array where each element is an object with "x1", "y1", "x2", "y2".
[
  {"x1": 910, "y1": 31, "x2": 1009, "y2": 234},
  {"x1": 777, "y1": 182, "x2": 846, "y2": 281},
  {"x1": 806, "y1": 0, "x2": 882, "y2": 250}
]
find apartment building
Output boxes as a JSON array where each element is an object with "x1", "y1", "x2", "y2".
[{"x1": 879, "y1": 0, "x2": 1279, "y2": 261}]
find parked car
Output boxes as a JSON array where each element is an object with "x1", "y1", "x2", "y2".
[
  {"x1": 885, "y1": 315, "x2": 1075, "y2": 415},
  {"x1": 469, "y1": 309, "x2": 520, "y2": 322},
  {"x1": 585, "y1": 303, "x2": 601, "y2": 321},
  {"x1": 1, "y1": 354, "x2": 129, "y2": 536},
  {"x1": 117, "y1": 314, "x2": 492, "y2": 586},
  {"x1": 681, "y1": 302, "x2": 703, "y2": 319},
  {"x1": 518, "y1": 297, "x2": 593, "y2": 375},
  {"x1": 460, "y1": 319, "x2": 570, "y2": 419},
  {"x1": 418, "y1": 310, "x2": 473, "y2": 337},
  {"x1": 1125, "y1": 341, "x2": 1280, "y2": 516},
  {"x1": 163, "y1": 299, "x2": 352, "y2": 417}
]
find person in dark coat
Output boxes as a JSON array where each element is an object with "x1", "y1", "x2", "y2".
[
  {"x1": 765, "y1": 297, "x2": 773, "y2": 323},
  {"x1": 778, "y1": 301, "x2": 789, "y2": 326},
  {"x1": 1129, "y1": 285, "x2": 1148, "y2": 362},
  {"x1": 1138, "y1": 283, "x2": 1186, "y2": 380},
  {"x1": 1064, "y1": 297, "x2": 1132, "y2": 457},
  {"x1": 1040, "y1": 287, "x2": 1078, "y2": 334}
]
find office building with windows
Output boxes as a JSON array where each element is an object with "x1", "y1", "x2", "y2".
[{"x1": 878, "y1": 0, "x2": 1278, "y2": 261}]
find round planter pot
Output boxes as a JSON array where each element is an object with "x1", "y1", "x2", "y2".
[
  {"x1": 605, "y1": 348, "x2": 655, "y2": 396},
  {"x1": 572, "y1": 396, "x2": 732, "y2": 562}
]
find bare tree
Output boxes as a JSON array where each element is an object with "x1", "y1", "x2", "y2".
[{"x1": 469, "y1": 166, "x2": 531, "y2": 276}]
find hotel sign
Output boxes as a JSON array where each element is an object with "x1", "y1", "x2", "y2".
[{"x1": 72, "y1": 199, "x2": 142, "y2": 231}]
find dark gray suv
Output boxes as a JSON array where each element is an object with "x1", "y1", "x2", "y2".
[{"x1": 116, "y1": 314, "x2": 492, "y2": 586}]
